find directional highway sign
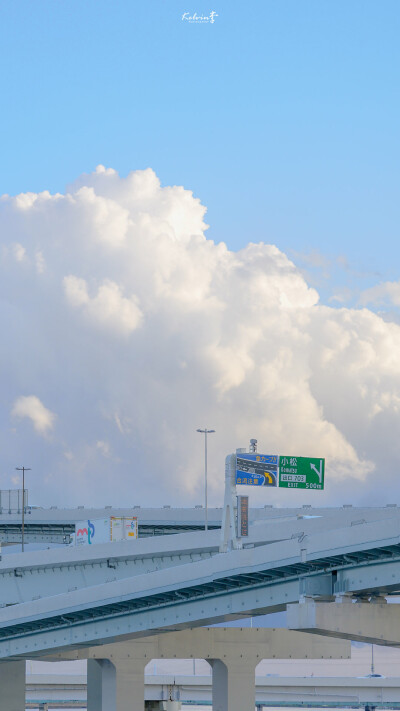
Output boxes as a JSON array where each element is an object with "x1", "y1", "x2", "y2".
[
  {"x1": 278, "y1": 456, "x2": 325, "y2": 490},
  {"x1": 236, "y1": 453, "x2": 325, "y2": 490}
]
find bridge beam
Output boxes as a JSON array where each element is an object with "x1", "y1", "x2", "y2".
[
  {"x1": 0, "y1": 660, "x2": 25, "y2": 711},
  {"x1": 50, "y1": 628, "x2": 349, "y2": 711},
  {"x1": 287, "y1": 600, "x2": 400, "y2": 646},
  {"x1": 48, "y1": 627, "x2": 350, "y2": 665}
]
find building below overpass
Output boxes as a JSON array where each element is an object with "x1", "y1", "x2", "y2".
[{"x1": 24, "y1": 672, "x2": 400, "y2": 710}]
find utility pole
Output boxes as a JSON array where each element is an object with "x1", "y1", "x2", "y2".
[
  {"x1": 16, "y1": 466, "x2": 31, "y2": 552},
  {"x1": 196, "y1": 428, "x2": 215, "y2": 531}
]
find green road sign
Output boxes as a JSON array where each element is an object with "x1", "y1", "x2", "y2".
[{"x1": 278, "y1": 456, "x2": 325, "y2": 490}]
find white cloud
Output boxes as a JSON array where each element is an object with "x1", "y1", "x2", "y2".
[
  {"x1": 96, "y1": 440, "x2": 111, "y2": 457},
  {"x1": 329, "y1": 287, "x2": 353, "y2": 304},
  {"x1": 1, "y1": 166, "x2": 400, "y2": 507},
  {"x1": 359, "y1": 280, "x2": 400, "y2": 308},
  {"x1": 35, "y1": 250, "x2": 45, "y2": 274},
  {"x1": 11, "y1": 396, "x2": 56, "y2": 436},
  {"x1": 13, "y1": 243, "x2": 26, "y2": 262},
  {"x1": 63, "y1": 276, "x2": 142, "y2": 335}
]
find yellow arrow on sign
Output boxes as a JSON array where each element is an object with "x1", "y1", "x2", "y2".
[{"x1": 264, "y1": 472, "x2": 274, "y2": 485}]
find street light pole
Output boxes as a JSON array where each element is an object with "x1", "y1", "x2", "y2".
[
  {"x1": 196, "y1": 428, "x2": 215, "y2": 531},
  {"x1": 16, "y1": 466, "x2": 31, "y2": 553}
]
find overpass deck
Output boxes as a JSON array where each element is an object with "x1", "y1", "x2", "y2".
[
  {"x1": 2, "y1": 507, "x2": 400, "y2": 658},
  {"x1": 1, "y1": 505, "x2": 399, "y2": 543}
]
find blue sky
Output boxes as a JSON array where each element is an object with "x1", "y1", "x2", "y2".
[
  {"x1": 2, "y1": 1, "x2": 400, "y2": 508},
  {"x1": 1, "y1": 0, "x2": 399, "y2": 301}
]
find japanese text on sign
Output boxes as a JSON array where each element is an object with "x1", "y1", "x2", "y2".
[
  {"x1": 236, "y1": 453, "x2": 325, "y2": 490},
  {"x1": 237, "y1": 495, "x2": 249, "y2": 536},
  {"x1": 236, "y1": 454, "x2": 278, "y2": 487}
]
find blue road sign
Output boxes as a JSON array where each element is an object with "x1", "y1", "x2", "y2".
[{"x1": 236, "y1": 454, "x2": 278, "y2": 487}]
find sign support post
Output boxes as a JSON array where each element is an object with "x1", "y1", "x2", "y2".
[
  {"x1": 220, "y1": 439, "x2": 325, "y2": 553},
  {"x1": 220, "y1": 450, "x2": 243, "y2": 552}
]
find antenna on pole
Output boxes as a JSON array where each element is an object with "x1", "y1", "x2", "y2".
[{"x1": 249, "y1": 438, "x2": 257, "y2": 453}]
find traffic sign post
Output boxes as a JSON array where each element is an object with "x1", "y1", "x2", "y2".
[{"x1": 221, "y1": 440, "x2": 325, "y2": 554}]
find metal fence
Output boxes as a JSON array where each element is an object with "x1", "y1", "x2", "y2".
[{"x1": 0, "y1": 489, "x2": 28, "y2": 514}]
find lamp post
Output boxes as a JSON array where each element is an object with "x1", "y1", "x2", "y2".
[
  {"x1": 196, "y1": 428, "x2": 215, "y2": 531},
  {"x1": 16, "y1": 466, "x2": 31, "y2": 553}
]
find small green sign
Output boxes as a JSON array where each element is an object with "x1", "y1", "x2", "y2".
[{"x1": 278, "y1": 456, "x2": 325, "y2": 490}]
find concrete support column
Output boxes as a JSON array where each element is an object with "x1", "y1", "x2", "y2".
[
  {"x1": 0, "y1": 660, "x2": 25, "y2": 711},
  {"x1": 208, "y1": 657, "x2": 257, "y2": 711},
  {"x1": 87, "y1": 656, "x2": 146, "y2": 711},
  {"x1": 87, "y1": 659, "x2": 116, "y2": 711},
  {"x1": 116, "y1": 657, "x2": 146, "y2": 711}
]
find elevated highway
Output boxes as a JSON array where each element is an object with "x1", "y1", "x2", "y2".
[
  {"x1": 1, "y1": 507, "x2": 400, "y2": 659},
  {"x1": 3, "y1": 504, "x2": 400, "y2": 710},
  {"x1": 1, "y1": 503, "x2": 399, "y2": 544}
]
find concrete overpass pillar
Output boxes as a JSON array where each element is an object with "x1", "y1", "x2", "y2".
[
  {"x1": 88, "y1": 659, "x2": 116, "y2": 711},
  {"x1": 116, "y1": 657, "x2": 146, "y2": 711},
  {"x1": 208, "y1": 657, "x2": 257, "y2": 711},
  {"x1": 87, "y1": 656, "x2": 146, "y2": 711},
  {"x1": 0, "y1": 660, "x2": 25, "y2": 711}
]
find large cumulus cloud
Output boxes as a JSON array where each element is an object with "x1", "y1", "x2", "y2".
[{"x1": 1, "y1": 166, "x2": 399, "y2": 508}]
